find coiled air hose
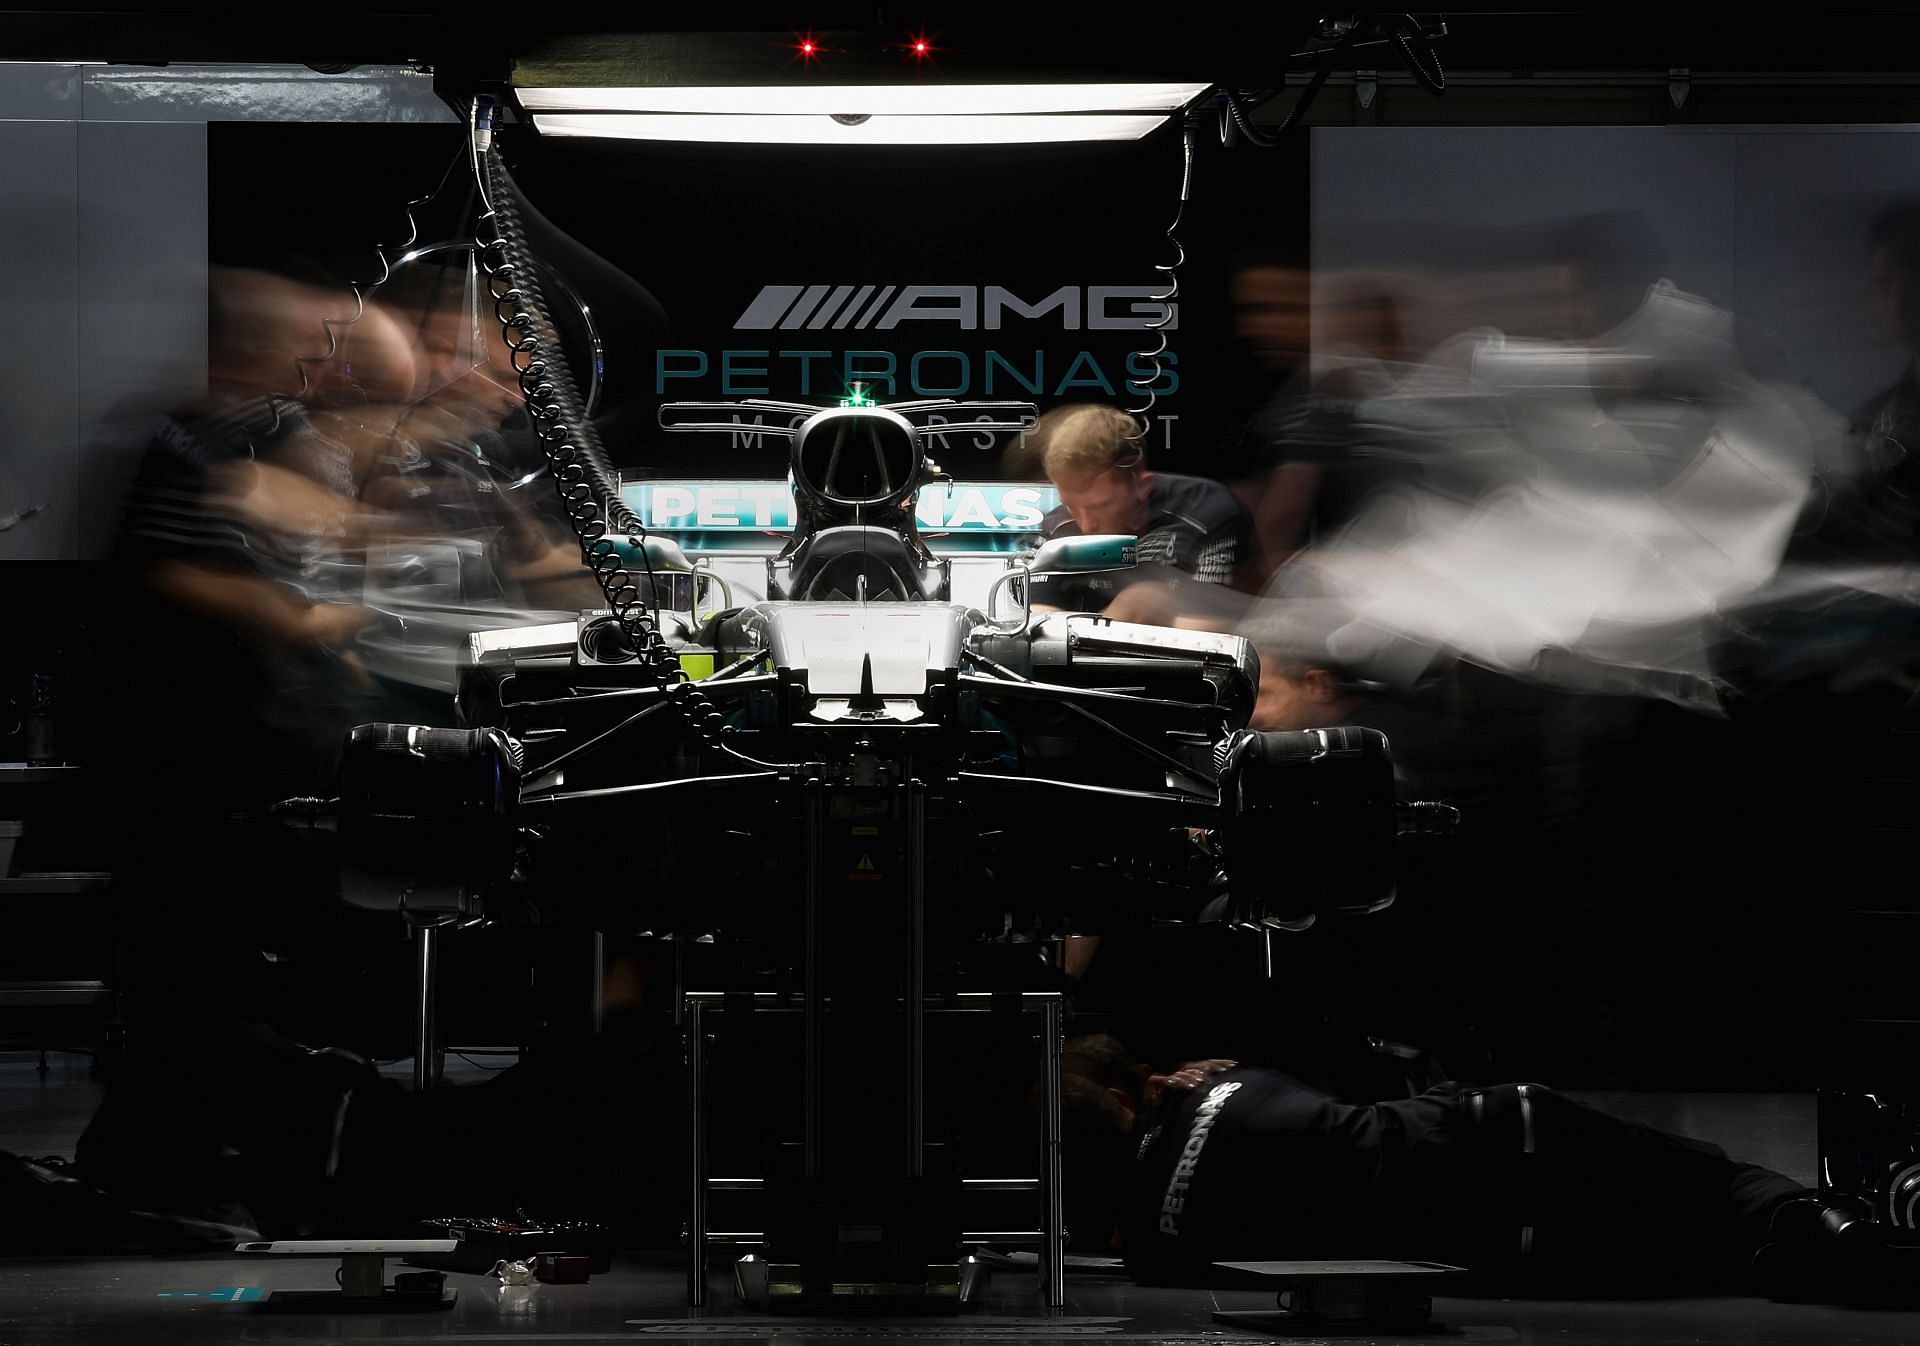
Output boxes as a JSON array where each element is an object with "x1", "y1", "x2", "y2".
[
  {"x1": 1121, "y1": 119, "x2": 1192, "y2": 452},
  {"x1": 470, "y1": 106, "x2": 784, "y2": 769}
]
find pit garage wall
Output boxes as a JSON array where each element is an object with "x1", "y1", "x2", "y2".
[
  {"x1": 0, "y1": 108, "x2": 204, "y2": 563},
  {"x1": 0, "y1": 63, "x2": 449, "y2": 563},
  {"x1": 1312, "y1": 124, "x2": 1920, "y2": 421}
]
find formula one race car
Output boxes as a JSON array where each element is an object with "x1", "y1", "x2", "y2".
[
  {"x1": 332, "y1": 142, "x2": 1424, "y2": 1311},
  {"x1": 335, "y1": 393, "x2": 1418, "y2": 1301}
]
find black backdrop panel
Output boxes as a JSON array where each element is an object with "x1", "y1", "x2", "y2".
[{"x1": 209, "y1": 121, "x2": 1306, "y2": 478}]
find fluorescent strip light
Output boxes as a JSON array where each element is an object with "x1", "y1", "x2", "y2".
[
  {"x1": 531, "y1": 111, "x2": 1170, "y2": 145},
  {"x1": 518, "y1": 82, "x2": 1210, "y2": 117}
]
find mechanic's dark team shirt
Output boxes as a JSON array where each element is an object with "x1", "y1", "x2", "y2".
[
  {"x1": 1842, "y1": 369, "x2": 1920, "y2": 555},
  {"x1": 1029, "y1": 472, "x2": 1251, "y2": 611},
  {"x1": 121, "y1": 405, "x2": 298, "y2": 577},
  {"x1": 1120, "y1": 1068, "x2": 1472, "y2": 1280}
]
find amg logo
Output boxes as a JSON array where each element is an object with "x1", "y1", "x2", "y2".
[{"x1": 734, "y1": 285, "x2": 1177, "y2": 332}]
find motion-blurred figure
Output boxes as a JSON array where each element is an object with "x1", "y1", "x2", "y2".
[
  {"x1": 1845, "y1": 201, "x2": 1920, "y2": 556},
  {"x1": 354, "y1": 264, "x2": 598, "y2": 609},
  {"x1": 1240, "y1": 259, "x2": 1843, "y2": 711},
  {"x1": 1218, "y1": 224, "x2": 1875, "y2": 1088},
  {"x1": 118, "y1": 268, "x2": 404, "y2": 794},
  {"x1": 94, "y1": 268, "x2": 438, "y2": 1146},
  {"x1": 1228, "y1": 255, "x2": 1412, "y2": 579}
]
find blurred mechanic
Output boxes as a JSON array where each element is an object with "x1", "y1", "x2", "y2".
[
  {"x1": 354, "y1": 264, "x2": 601, "y2": 613},
  {"x1": 1225, "y1": 258, "x2": 1410, "y2": 577}
]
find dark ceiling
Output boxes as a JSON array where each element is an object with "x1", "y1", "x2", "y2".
[{"x1": 4, "y1": 10, "x2": 1920, "y2": 81}]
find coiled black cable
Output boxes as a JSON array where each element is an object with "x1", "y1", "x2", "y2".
[
  {"x1": 1222, "y1": 62, "x2": 1337, "y2": 150},
  {"x1": 1121, "y1": 119, "x2": 1193, "y2": 450},
  {"x1": 263, "y1": 141, "x2": 468, "y2": 441},
  {"x1": 469, "y1": 102, "x2": 787, "y2": 770},
  {"x1": 1220, "y1": 18, "x2": 1358, "y2": 150}
]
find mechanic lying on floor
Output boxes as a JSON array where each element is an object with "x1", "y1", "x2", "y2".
[
  {"x1": 1059, "y1": 1034, "x2": 1915, "y2": 1304},
  {"x1": 34, "y1": 1015, "x2": 1911, "y2": 1305}
]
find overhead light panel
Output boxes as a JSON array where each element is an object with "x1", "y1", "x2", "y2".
[
  {"x1": 529, "y1": 111, "x2": 1173, "y2": 145},
  {"x1": 516, "y1": 82, "x2": 1211, "y2": 117}
]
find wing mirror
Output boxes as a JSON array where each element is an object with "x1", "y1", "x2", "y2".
[
  {"x1": 1029, "y1": 534, "x2": 1138, "y2": 575},
  {"x1": 985, "y1": 533, "x2": 1138, "y2": 632}
]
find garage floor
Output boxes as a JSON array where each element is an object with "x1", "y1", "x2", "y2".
[
  {"x1": 6, "y1": 1052, "x2": 1912, "y2": 1346},
  {"x1": 4, "y1": 1253, "x2": 1919, "y2": 1346}
]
